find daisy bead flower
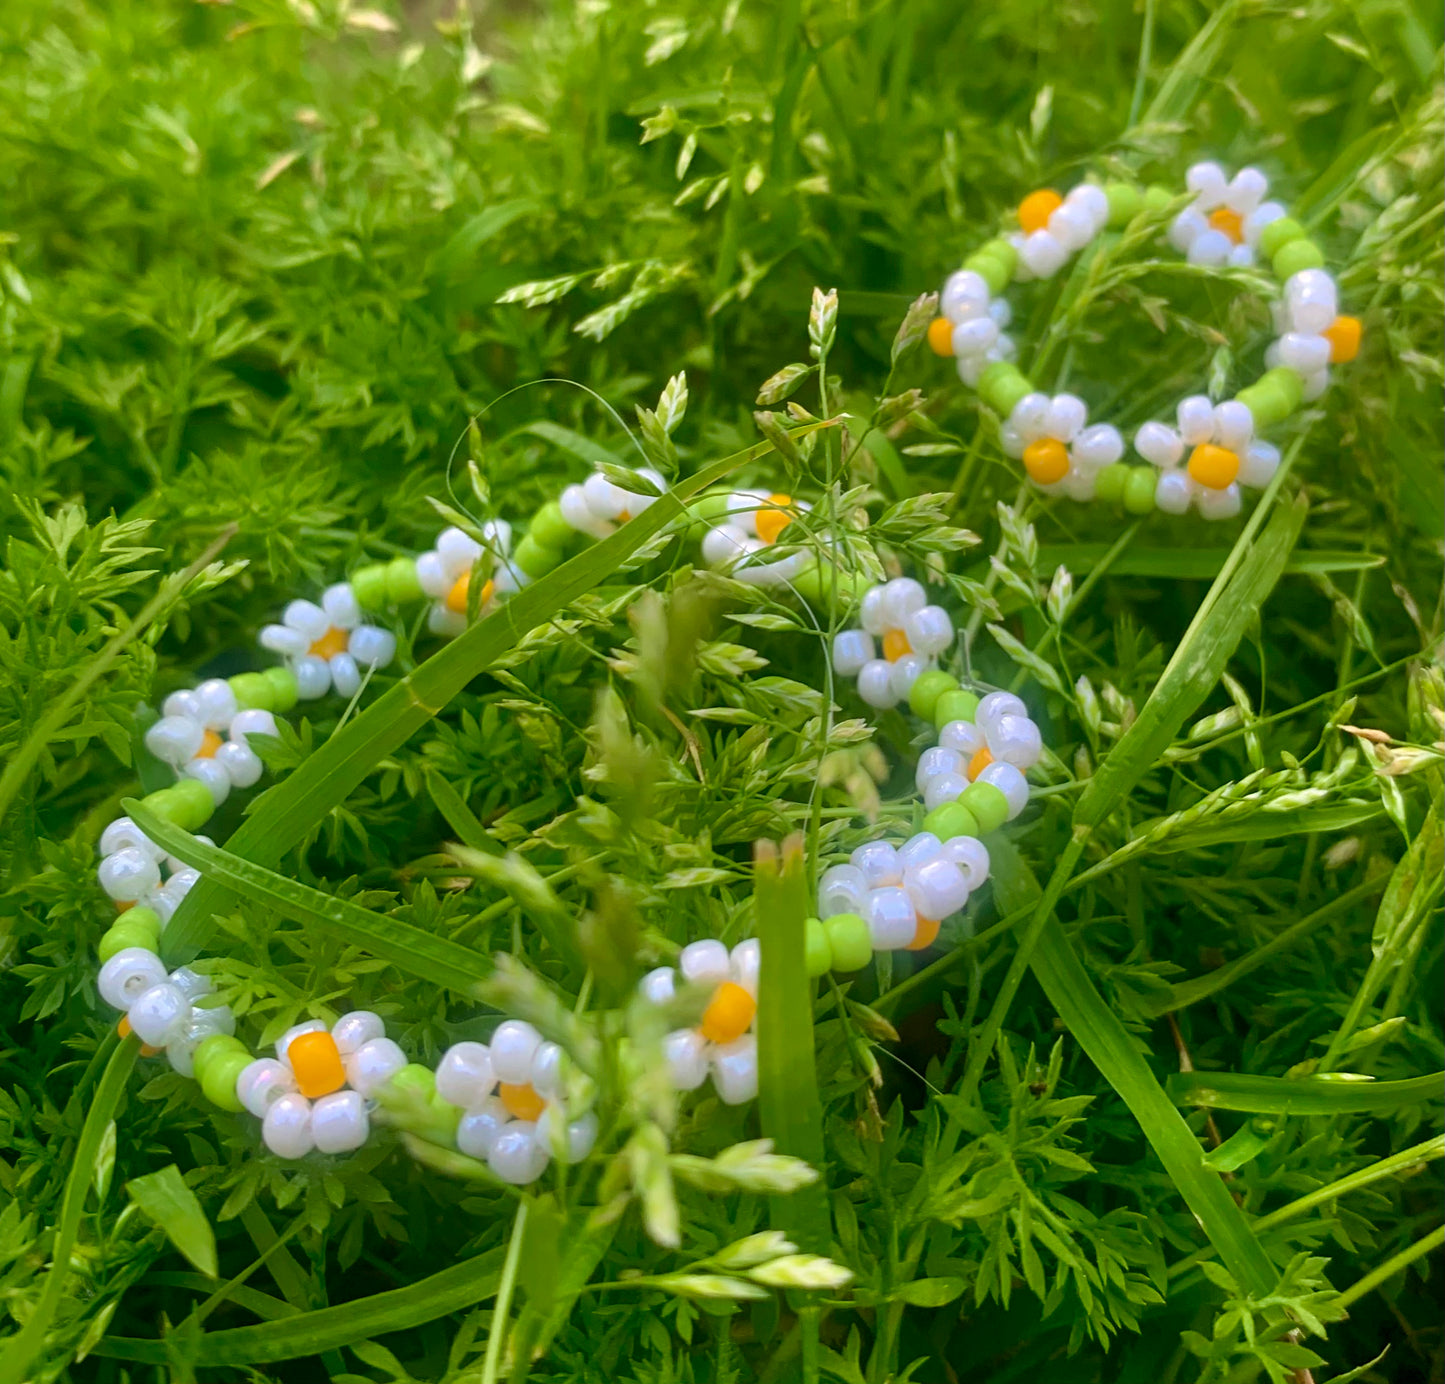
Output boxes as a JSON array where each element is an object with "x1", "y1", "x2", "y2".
[
  {"x1": 831, "y1": 577, "x2": 954, "y2": 710},
  {"x1": 640, "y1": 938, "x2": 761, "y2": 1106},
  {"x1": 698, "y1": 489, "x2": 815, "y2": 586},
  {"x1": 258, "y1": 582, "x2": 397, "y2": 701},
  {"x1": 925, "y1": 268, "x2": 1017, "y2": 387},
  {"x1": 1167, "y1": 161, "x2": 1275, "y2": 268},
  {"x1": 142, "y1": 677, "x2": 281, "y2": 815},
  {"x1": 1001, "y1": 392, "x2": 1125, "y2": 500},
  {"x1": 1265, "y1": 270, "x2": 1360, "y2": 403},
  {"x1": 1010, "y1": 182, "x2": 1112, "y2": 281},
  {"x1": 559, "y1": 466, "x2": 668, "y2": 541},
  {"x1": 1134, "y1": 396, "x2": 1280, "y2": 521},
  {"x1": 234, "y1": 1012, "x2": 406, "y2": 1159},
  {"x1": 414, "y1": 522, "x2": 517, "y2": 638},
  {"x1": 436, "y1": 1020, "x2": 599, "y2": 1184},
  {"x1": 913, "y1": 690, "x2": 1042, "y2": 818},
  {"x1": 96, "y1": 813, "x2": 212, "y2": 925},
  {"x1": 97, "y1": 947, "x2": 236, "y2": 1072}
]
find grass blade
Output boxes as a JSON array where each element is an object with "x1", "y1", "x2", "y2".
[{"x1": 1170, "y1": 1070, "x2": 1444, "y2": 1116}]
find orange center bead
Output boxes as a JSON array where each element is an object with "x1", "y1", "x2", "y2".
[
  {"x1": 926, "y1": 316, "x2": 955, "y2": 357},
  {"x1": 446, "y1": 572, "x2": 495, "y2": 615},
  {"x1": 1187, "y1": 443, "x2": 1240, "y2": 490},
  {"x1": 1322, "y1": 314, "x2": 1362, "y2": 363},
  {"x1": 287, "y1": 1030, "x2": 347, "y2": 1098},
  {"x1": 755, "y1": 494, "x2": 793, "y2": 546},
  {"x1": 882, "y1": 627, "x2": 912, "y2": 662},
  {"x1": 499, "y1": 1081, "x2": 546, "y2": 1121},
  {"x1": 700, "y1": 981, "x2": 757, "y2": 1045},
  {"x1": 308, "y1": 626, "x2": 350, "y2": 660},
  {"x1": 1208, "y1": 207, "x2": 1244, "y2": 243},
  {"x1": 907, "y1": 915, "x2": 942, "y2": 951},
  {"x1": 117, "y1": 1015, "x2": 161, "y2": 1056},
  {"x1": 1023, "y1": 437, "x2": 1070, "y2": 485},
  {"x1": 196, "y1": 729, "x2": 222, "y2": 759},
  {"x1": 1018, "y1": 189, "x2": 1063, "y2": 235},
  {"x1": 967, "y1": 746, "x2": 994, "y2": 781}
]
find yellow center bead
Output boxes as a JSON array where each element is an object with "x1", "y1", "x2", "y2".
[
  {"x1": 1323, "y1": 315, "x2": 1362, "y2": 363},
  {"x1": 1023, "y1": 438, "x2": 1070, "y2": 485},
  {"x1": 309, "y1": 626, "x2": 350, "y2": 660},
  {"x1": 1187, "y1": 443, "x2": 1240, "y2": 490},
  {"x1": 1208, "y1": 207, "x2": 1244, "y2": 243},
  {"x1": 196, "y1": 729, "x2": 222, "y2": 759},
  {"x1": 907, "y1": 915, "x2": 942, "y2": 950},
  {"x1": 1018, "y1": 189, "x2": 1062, "y2": 235},
  {"x1": 926, "y1": 316, "x2": 955, "y2": 357},
  {"x1": 446, "y1": 572, "x2": 495, "y2": 615},
  {"x1": 967, "y1": 746, "x2": 994, "y2": 781},
  {"x1": 499, "y1": 1081, "x2": 546, "y2": 1121},
  {"x1": 288, "y1": 1030, "x2": 347, "y2": 1098},
  {"x1": 755, "y1": 494, "x2": 793, "y2": 546},
  {"x1": 700, "y1": 981, "x2": 757, "y2": 1045},
  {"x1": 882, "y1": 627, "x2": 912, "y2": 663}
]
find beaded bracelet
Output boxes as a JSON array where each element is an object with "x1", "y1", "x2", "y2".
[
  {"x1": 89, "y1": 465, "x2": 1052, "y2": 1181},
  {"x1": 928, "y1": 161, "x2": 1362, "y2": 518}
]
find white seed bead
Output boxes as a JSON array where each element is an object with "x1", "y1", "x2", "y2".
[
  {"x1": 639, "y1": 966, "x2": 676, "y2": 1006},
  {"x1": 428, "y1": 604, "x2": 467, "y2": 638},
  {"x1": 916, "y1": 745, "x2": 964, "y2": 794},
  {"x1": 331, "y1": 1010, "x2": 384, "y2": 1056},
  {"x1": 991, "y1": 714, "x2": 1042, "y2": 769},
  {"x1": 956, "y1": 353, "x2": 986, "y2": 387},
  {"x1": 942, "y1": 836, "x2": 991, "y2": 889},
  {"x1": 182, "y1": 756, "x2": 231, "y2": 807},
  {"x1": 492, "y1": 561, "x2": 527, "y2": 594},
  {"x1": 146, "y1": 890, "x2": 176, "y2": 925},
  {"x1": 1065, "y1": 183, "x2": 1110, "y2": 233},
  {"x1": 1243, "y1": 201, "x2": 1286, "y2": 245},
  {"x1": 276, "y1": 1020, "x2": 327, "y2": 1062},
  {"x1": 562, "y1": 1111, "x2": 599, "y2": 1163},
  {"x1": 730, "y1": 938, "x2": 761, "y2": 998},
  {"x1": 940, "y1": 269, "x2": 990, "y2": 323},
  {"x1": 128, "y1": 983, "x2": 191, "y2": 1046},
  {"x1": 1225, "y1": 166, "x2": 1268, "y2": 214},
  {"x1": 1228, "y1": 243, "x2": 1255, "y2": 269},
  {"x1": 1010, "y1": 392, "x2": 1052, "y2": 442},
  {"x1": 1185, "y1": 160, "x2": 1228, "y2": 210},
  {"x1": 1071, "y1": 423, "x2": 1124, "y2": 469},
  {"x1": 560, "y1": 484, "x2": 604, "y2": 538},
  {"x1": 1198, "y1": 483, "x2": 1243, "y2": 521},
  {"x1": 489, "y1": 1122, "x2": 549, "y2": 1184},
  {"x1": 349, "y1": 625, "x2": 396, "y2": 669},
  {"x1": 1300, "y1": 367, "x2": 1330, "y2": 401},
  {"x1": 977, "y1": 691, "x2": 1028, "y2": 737},
  {"x1": 939, "y1": 719, "x2": 985, "y2": 756},
  {"x1": 1135, "y1": 421, "x2": 1184, "y2": 469},
  {"x1": 238, "y1": 1058, "x2": 299, "y2": 1117},
  {"x1": 711, "y1": 1035, "x2": 759, "y2": 1106},
  {"x1": 1021, "y1": 229, "x2": 1067, "y2": 278},
  {"x1": 193, "y1": 678, "x2": 237, "y2": 731},
  {"x1": 99, "y1": 847, "x2": 161, "y2": 902},
  {"x1": 584, "y1": 472, "x2": 629, "y2": 521},
  {"x1": 100, "y1": 816, "x2": 159, "y2": 859},
  {"x1": 1061, "y1": 467, "x2": 1097, "y2": 502},
  {"x1": 1169, "y1": 207, "x2": 1208, "y2": 253},
  {"x1": 1238, "y1": 440, "x2": 1281, "y2": 489},
  {"x1": 1044, "y1": 394, "x2": 1087, "y2": 444},
  {"x1": 485, "y1": 514, "x2": 514, "y2": 549},
  {"x1": 818, "y1": 864, "x2": 870, "y2": 918},
  {"x1": 988, "y1": 298, "x2": 1012, "y2": 329},
  {"x1": 678, "y1": 939, "x2": 730, "y2": 987},
  {"x1": 905, "y1": 857, "x2": 970, "y2": 922},
  {"x1": 664, "y1": 1028, "x2": 708, "y2": 1090},
  {"x1": 887, "y1": 654, "x2": 929, "y2": 703},
  {"x1": 950, "y1": 316, "x2": 998, "y2": 358},
  {"x1": 229, "y1": 709, "x2": 278, "y2": 747},
  {"x1": 858, "y1": 585, "x2": 889, "y2": 636},
  {"x1": 416, "y1": 551, "x2": 451, "y2": 597},
  {"x1": 98, "y1": 948, "x2": 167, "y2": 1011},
  {"x1": 897, "y1": 832, "x2": 944, "y2": 873},
  {"x1": 487, "y1": 1020, "x2": 541, "y2": 1084},
  {"x1": 188, "y1": 1003, "x2": 235, "y2": 1039},
  {"x1": 880, "y1": 578, "x2": 927, "y2": 628},
  {"x1": 923, "y1": 772, "x2": 967, "y2": 812},
  {"x1": 1006, "y1": 231, "x2": 1033, "y2": 281},
  {"x1": 437, "y1": 527, "x2": 483, "y2": 578},
  {"x1": 866, "y1": 886, "x2": 917, "y2": 950},
  {"x1": 321, "y1": 583, "x2": 361, "y2": 630},
  {"x1": 456, "y1": 1097, "x2": 510, "y2": 1158},
  {"x1": 978, "y1": 762, "x2": 1030, "y2": 820},
  {"x1": 260, "y1": 624, "x2": 309, "y2": 657},
  {"x1": 311, "y1": 1089, "x2": 369, "y2": 1154},
  {"x1": 283, "y1": 600, "x2": 329, "y2": 642},
  {"x1": 701, "y1": 523, "x2": 750, "y2": 567},
  {"x1": 328, "y1": 653, "x2": 362, "y2": 700},
  {"x1": 1177, "y1": 396, "x2": 1216, "y2": 446},
  {"x1": 1279, "y1": 332, "x2": 1331, "y2": 376},
  {"x1": 1213, "y1": 400, "x2": 1254, "y2": 452},
  {"x1": 292, "y1": 655, "x2": 331, "y2": 700},
  {"x1": 162, "y1": 869, "x2": 200, "y2": 909},
  {"x1": 904, "y1": 605, "x2": 953, "y2": 657},
  {"x1": 346, "y1": 1037, "x2": 408, "y2": 1096},
  {"x1": 856, "y1": 660, "x2": 899, "y2": 709},
  {"x1": 1047, "y1": 200, "x2": 1095, "y2": 252},
  {"x1": 1187, "y1": 229, "x2": 1233, "y2": 267},
  {"x1": 1285, "y1": 269, "x2": 1338, "y2": 334},
  {"x1": 168, "y1": 967, "x2": 212, "y2": 1002},
  {"x1": 831, "y1": 629, "x2": 875, "y2": 677},
  {"x1": 850, "y1": 839, "x2": 902, "y2": 889},
  {"x1": 144, "y1": 715, "x2": 205, "y2": 767},
  {"x1": 999, "y1": 422, "x2": 1025, "y2": 458},
  {"x1": 1155, "y1": 470, "x2": 1196, "y2": 515},
  {"x1": 215, "y1": 740, "x2": 263, "y2": 788},
  {"x1": 162, "y1": 689, "x2": 200, "y2": 721},
  {"x1": 262, "y1": 1092, "x2": 315, "y2": 1160},
  {"x1": 530, "y1": 1041, "x2": 563, "y2": 1097}
]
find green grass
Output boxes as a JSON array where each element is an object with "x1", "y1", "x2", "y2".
[{"x1": 1, "y1": 0, "x2": 1442, "y2": 1381}]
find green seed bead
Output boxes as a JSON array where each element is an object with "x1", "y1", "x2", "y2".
[
  {"x1": 350, "y1": 563, "x2": 391, "y2": 610},
  {"x1": 529, "y1": 500, "x2": 574, "y2": 553},
  {"x1": 1258, "y1": 216, "x2": 1305, "y2": 261},
  {"x1": 199, "y1": 1047, "x2": 251, "y2": 1112},
  {"x1": 978, "y1": 362, "x2": 1032, "y2": 418},
  {"x1": 1093, "y1": 462, "x2": 1131, "y2": 505},
  {"x1": 120, "y1": 904, "x2": 162, "y2": 943},
  {"x1": 229, "y1": 672, "x2": 275, "y2": 712},
  {"x1": 1123, "y1": 465, "x2": 1158, "y2": 516},
  {"x1": 824, "y1": 912, "x2": 873, "y2": 973},
  {"x1": 933, "y1": 688, "x2": 980, "y2": 730},
  {"x1": 908, "y1": 670, "x2": 959, "y2": 721},
  {"x1": 389, "y1": 1063, "x2": 437, "y2": 1099},
  {"x1": 170, "y1": 778, "x2": 216, "y2": 832},
  {"x1": 1105, "y1": 182, "x2": 1143, "y2": 226},
  {"x1": 978, "y1": 237, "x2": 1019, "y2": 280},
  {"x1": 804, "y1": 917, "x2": 833, "y2": 978},
  {"x1": 963, "y1": 252, "x2": 1010, "y2": 296},
  {"x1": 959, "y1": 781, "x2": 1009, "y2": 834},
  {"x1": 1142, "y1": 184, "x2": 1175, "y2": 215},
  {"x1": 1236, "y1": 384, "x2": 1287, "y2": 429},
  {"x1": 513, "y1": 534, "x2": 562, "y2": 580},
  {"x1": 1272, "y1": 238, "x2": 1324, "y2": 280},
  {"x1": 1259, "y1": 366, "x2": 1305, "y2": 413},
  {"x1": 192, "y1": 1033, "x2": 248, "y2": 1085},
  {"x1": 262, "y1": 665, "x2": 298, "y2": 713},
  {"x1": 138, "y1": 787, "x2": 187, "y2": 827},
  {"x1": 427, "y1": 1090, "x2": 463, "y2": 1140},
  {"x1": 99, "y1": 922, "x2": 154, "y2": 963},
  {"x1": 385, "y1": 556, "x2": 424, "y2": 605},
  {"x1": 922, "y1": 801, "x2": 981, "y2": 843}
]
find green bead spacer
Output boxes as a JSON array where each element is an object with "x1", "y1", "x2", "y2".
[
  {"x1": 1272, "y1": 238, "x2": 1324, "y2": 280},
  {"x1": 824, "y1": 912, "x2": 873, "y2": 973},
  {"x1": 170, "y1": 778, "x2": 217, "y2": 832},
  {"x1": 1123, "y1": 465, "x2": 1158, "y2": 516},
  {"x1": 964, "y1": 252, "x2": 1010, "y2": 296},
  {"x1": 138, "y1": 787, "x2": 187, "y2": 827},
  {"x1": 427, "y1": 1090, "x2": 463, "y2": 1140},
  {"x1": 192, "y1": 1033, "x2": 248, "y2": 1085},
  {"x1": 389, "y1": 1063, "x2": 437, "y2": 1099},
  {"x1": 1141, "y1": 184, "x2": 1175, "y2": 215},
  {"x1": 262, "y1": 665, "x2": 298, "y2": 713},
  {"x1": 804, "y1": 917, "x2": 832, "y2": 978},
  {"x1": 1258, "y1": 216, "x2": 1305, "y2": 261},
  {"x1": 198, "y1": 1046, "x2": 251, "y2": 1112},
  {"x1": 979, "y1": 237, "x2": 1018, "y2": 279},
  {"x1": 350, "y1": 563, "x2": 391, "y2": 610},
  {"x1": 922, "y1": 801, "x2": 981, "y2": 843},
  {"x1": 908, "y1": 670, "x2": 959, "y2": 721},
  {"x1": 1093, "y1": 462, "x2": 1131, "y2": 505},
  {"x1": 933, "y1": 688, "x2": 980, "y2": 730},
  {"x1": 385, "y1": 556, "x2": 425, "y2": 605},
  {"x1": 1259, "y1": 366, "x2": 1305, "y2": 413},
  {"x1": 1236, "y1": 384, "x2": 1287, "y2": 429},
  {"x1": 120, "y1": 904, "x2": 162, "y2": 941},
  {"x1": 529, "y1": 500, "x2": 574, "y2": 553},
  {"x1": 229, "y1": 672, "x2": 275, "y2": 712},
  {"x1": 1104, "y1": 182, "x2": 1143, "y2": 226},
  {"x1": 513, "y1": 534, "x2": 563, "y2": 580},
  {"x1": 959, "y1": 781, "x2": 1009, "y2": 834},
  {"x1": 978, "y1": 361, "x2": 1032, "y2": 417},
  {"x1": 99, "y1": 922, "x2": 154, "y2": 964}
]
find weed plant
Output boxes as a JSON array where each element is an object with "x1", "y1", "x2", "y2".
[{"x1": 0, "y1": 0, "x2": 1442, "y2": 1381}]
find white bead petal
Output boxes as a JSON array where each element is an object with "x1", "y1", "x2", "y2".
[{"x1": 262, "y1": 1092, "x2": 315, "y2": 1159}]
